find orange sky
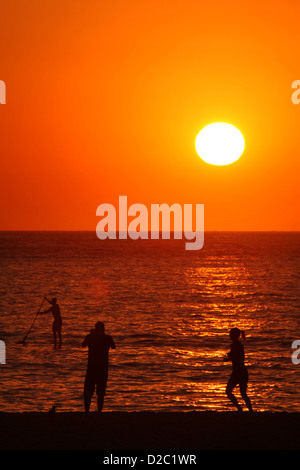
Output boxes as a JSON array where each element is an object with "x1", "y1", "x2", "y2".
[{"x1": 1, "y1": 0, "x2": 300, "y2": 231}]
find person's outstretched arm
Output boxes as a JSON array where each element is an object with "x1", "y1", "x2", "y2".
[
  {"x1": 82, "y1": 334, "x2": 90, "y2": 348},
  {"x1": 223, "y1": 353, "x2": 231, "y2": 362},
  {"x1": 39, "y1": 307, "x2": 52, "y2": 314}
]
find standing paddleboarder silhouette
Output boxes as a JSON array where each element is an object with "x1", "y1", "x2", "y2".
[{"x1": 40, "y1": 297, "x2": 62, "y2": 347}]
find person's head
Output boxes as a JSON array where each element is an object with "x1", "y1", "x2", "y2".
[
  {"x1": 229, "y1": 327, "x2": 245, "y2": 341},
  {"x1": 52, "y1": 298, "x2": 57, "y2": 304},
  {"x1": 95, "y1": 321, "x2": 105, "y2": 334}
]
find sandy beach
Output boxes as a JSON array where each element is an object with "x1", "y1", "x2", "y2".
[{"x1": 1, "y1": 411, "x2": 300, "y2": 450}]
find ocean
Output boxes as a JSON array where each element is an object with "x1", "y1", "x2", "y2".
[{"x1": 1, "y1": 231, "x2": 300, "y2": 413}]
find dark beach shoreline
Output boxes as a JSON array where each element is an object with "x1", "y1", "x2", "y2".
[{"x1": 1, "y1": 411, "x2": 299, "y2": 450}]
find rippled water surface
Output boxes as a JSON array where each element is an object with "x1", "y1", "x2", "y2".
[{"x1": 1, "y1": 231, "x2": 300, "y2": 412}]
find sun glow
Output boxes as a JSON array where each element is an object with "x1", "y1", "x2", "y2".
[{"x1": 195, "y1": 123, "x2": 245, "y2": 166}]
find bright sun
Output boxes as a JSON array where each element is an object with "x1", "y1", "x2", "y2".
[{"x1": 195, "y1": 123, "x2": 245, "y2": 166}]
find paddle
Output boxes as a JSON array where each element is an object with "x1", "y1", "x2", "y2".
[{"x1": 17, "y1": 297, "x2": 45, "y2": 344}]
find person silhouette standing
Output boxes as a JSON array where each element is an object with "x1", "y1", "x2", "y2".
[
  {"x1": 224, "y1": 327, "x2": 253, "y2": 412},
  {"x1": 82, "y1": 321, "x2": 116, "y2": 412},
  {"x1": 40, "y1": 297, "x2": 62, "y2": 347}
]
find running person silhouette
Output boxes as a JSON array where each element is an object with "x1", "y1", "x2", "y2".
[
  {"x1": 40, "y1": 297, "x2": 62, "y2": 346},
  {"x1": 82, "y1": 321, "x2": 116, "y2": 412},
  {"x1": 224, "y1": 327, "x2": 253, "y2": 412}
]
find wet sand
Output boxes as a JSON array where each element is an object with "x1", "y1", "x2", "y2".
[{"x1": 1, "y1": 411, "x2": 300, "y2": 450}]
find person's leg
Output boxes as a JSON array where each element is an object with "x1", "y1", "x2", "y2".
[
  {"x1": 52, "y1": 320, "x2": 62, "y2": 348},
  {"x1": 226, "y1": 376, "x2": 242, "y2": 411},
  {"x1": 239, "y1": 375, "x2": 253, "y2": 412},
  {"x1": 57, "y1": 322, "x2": 62, "y2": 344},
  {"x1": 84, "y1": 374, "x2": 95, "y2": 412},
  {"x1": 96, "y1": 374, "x2": 108, "y2": 412},
  {"x1": 97, "y1": 395, "x2": 105, "y2": 412}
]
